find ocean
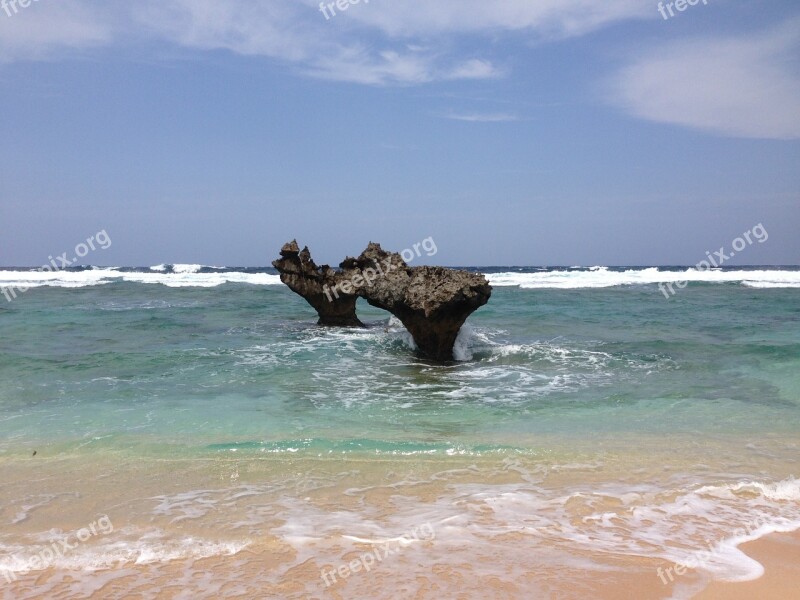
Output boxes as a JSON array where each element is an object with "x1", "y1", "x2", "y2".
[{"x1": 1, "y1": 265, "x2": 799, "y2": 599}]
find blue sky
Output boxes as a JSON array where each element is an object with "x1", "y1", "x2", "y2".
[{"x1": 1, "y1": 0, "x2": 798, "y2": 266}]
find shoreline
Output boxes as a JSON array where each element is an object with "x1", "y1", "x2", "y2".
[
  {"x1": 1, "y1": 449, "x2": 798, "y2": 598},
  {"x1": 5, "y1": 530, "x2": 799, "y2": 598},
  {"x1": 692, "y1": 530, "x2": 800, "y2": 599}
]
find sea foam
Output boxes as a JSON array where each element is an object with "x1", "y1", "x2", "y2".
[
  {"x1": 0, "y1": 268, "x2": 282, "y2": 289},
  {"x1": 2, "y1": 267, "x2": 797, "y2": 290},
  {"x1": 485, "y1": 267, "x2": 800, "y2": 289}
]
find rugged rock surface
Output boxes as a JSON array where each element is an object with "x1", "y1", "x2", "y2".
[
  {"x1": 271, "y1": 241, "x2": 363, "y2": 327},
  {"x1": 273, "y1": 241, "x2": 492, "y2": 361},
  {"x1": 352, "y1": 243, "x2": 492, "y2": 361}
]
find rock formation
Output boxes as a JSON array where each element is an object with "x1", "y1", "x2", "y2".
[
  {"x1": 271, "y1": 241, "x2": 363, "y2": 327},
  {"x1": 273, "y1": 241, "x2": 492, "y2": 361}
]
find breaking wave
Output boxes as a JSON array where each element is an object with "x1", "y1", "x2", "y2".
[{"x1": 1, "y1": 266, "x2": 797, "y2": 290}]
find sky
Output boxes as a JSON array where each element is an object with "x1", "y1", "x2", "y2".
[{"x1": 0, "y1": 0, "x2": 798, "y2": 267}]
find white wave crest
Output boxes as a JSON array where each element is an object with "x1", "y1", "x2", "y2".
[
  {"x1": 0, "y1": 269, "x2": 282, "y2": 289},
  {"x1": 485, "y1": 268, "x2": 800, "y2": 289},
  {"x1": 1, "y1": 267, "x2": 797, "y2": 290}
]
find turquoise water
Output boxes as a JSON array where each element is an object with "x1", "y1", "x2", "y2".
[{"x1": 1, "y1": 276, "x2": 799, "y2": 455}]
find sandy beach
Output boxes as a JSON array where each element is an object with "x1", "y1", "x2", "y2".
[
  {"x1": 2, "y1": 431, "x2": 798, "y2": 599},
  {"x1": 694, "y1": 531, "x2": 800, "y2": 600}
]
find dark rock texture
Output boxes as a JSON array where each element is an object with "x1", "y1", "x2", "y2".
[
  {"x1": 271, "y1": 241, "x2": 363, "y2": 327},
  {"x1": 273, "y1": 241, "x2": 492, "y2": 361},
  {"x1": 350, "y1": 243, "x2": 492, "y2": 361}
]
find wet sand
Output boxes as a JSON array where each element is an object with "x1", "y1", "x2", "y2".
[
  {"x1": 2, "y1": 442, "x2": 798, "y2": 599},
  {"x1": 4, "y1": 515, "x2": 799, "y2": 599},
  {"x1": 694, "y1": 530, "x2": 800, "y2": 600}
]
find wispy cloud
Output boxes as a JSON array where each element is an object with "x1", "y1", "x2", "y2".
[
  {"x1": 344, "y1": 0, "x2": 650, "y2": 38},
  {"x1": 0, "y1": 0, "x2": 111, "y2": 63},
  {"x1": 132, "y1": 0, "x2": 506, "y2": 86},
  {"x1": 445, "y1": 59, "x2": 503, "y2": 81},
  {"x1": 606, "y1": 21, "x2": 800, "y2": 140},
  {"x1": 1, "y1": 0, "x2": 647, "y2": 85},
  {"x1": 302, "y1": 48, "x2": 500, "y2": 86},
  {"x1": 444, "y1": 112, "x2": 519, "y2": 122}
]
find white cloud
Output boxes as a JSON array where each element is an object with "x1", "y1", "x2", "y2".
[
  {"x1": 445, "y1": 59, "x2": 502, "y2": 81},
  {"x1": 131, "y1": 0, "x2": 508, "y2": 85},
  {"x1": 0, "y1": 0, "x2": 647, "y2": 85},
  {"x1": 0, "y1": 0, "x2": 111, "y2": 62},
  {"x1": 607, "y1": 21, "x2": 800, "y2": 139},
  {"x1": 344, "y1": 0, "x2": 649, "y2": 38},
  {"x1": 444, "y1": 112, "x2": 519, "y2": 122},
  {"x1": 132, "y1": 1, "x2": 315, "y2": 62},
  {"x1": 303, "y1": 48, "x2": 438, "y2": 85}
]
